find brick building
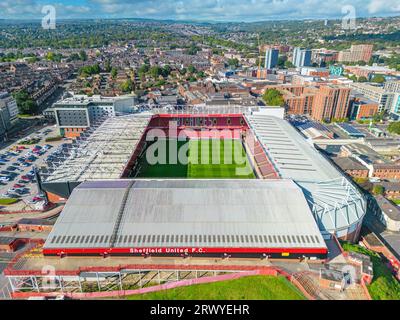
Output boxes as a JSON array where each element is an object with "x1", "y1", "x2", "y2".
[
  {"x1": 333, "y1": 157, "x2": 369, "y2": 178},
  {"x1": 373, "y1": 164, "x2": 400, "y2": 180},
  {"x1": 311, "y1": 85, "x2": 351, "y2": 122}
]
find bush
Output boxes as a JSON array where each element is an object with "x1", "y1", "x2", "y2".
[
  {"x1": 45, "y1": 136, "x2": 62, "y2": 142},
  {"x1": 372, "y1": 185, "x2": 385, "y2": 196}
]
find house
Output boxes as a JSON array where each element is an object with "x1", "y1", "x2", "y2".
[
  {"x1": 17, "y1": 218, "x2": 53, "y2": 232},
  {"x1": 333, "y1": 157, "x2": 369, "y2": 178},
  {"x1": 0, "y1": 237, "x2": 24, "y2": 252}
]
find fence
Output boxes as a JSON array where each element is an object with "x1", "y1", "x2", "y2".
[{"x1": 8, "y1": 266, "x2": 317, "y2": 300}]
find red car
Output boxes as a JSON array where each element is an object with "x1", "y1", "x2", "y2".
[{"x1": 13, "y1": 184, "x2": 24, "y2": 188}]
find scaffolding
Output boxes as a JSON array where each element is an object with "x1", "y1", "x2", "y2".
[
  {"x1": 41, "y1": 114, "x2": 151, "y2": 183},
  {"x1": 6, "y1": 268, "x2": 237, "y2": 294}
]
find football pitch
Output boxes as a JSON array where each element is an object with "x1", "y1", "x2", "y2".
[{"x1": 135, "y1": 139, "x2": 255, "y2": 179}]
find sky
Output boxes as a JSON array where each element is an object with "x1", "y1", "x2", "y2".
[{"x1": 0, "y1": 0, "x2": 400, "y2": 21}]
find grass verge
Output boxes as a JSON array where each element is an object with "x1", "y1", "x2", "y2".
[{"x1": 126, "y1": 275, "x2": 306, "y2": 300}]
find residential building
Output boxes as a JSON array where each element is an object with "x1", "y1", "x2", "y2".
[
  {"x1": 332, "y1": 157, "x2": 369, "y2": 178},
  {"x1": 292, "y1": 47, "x2": 312, "y2": 68},
  {"x1": 265, "y1": 48, "x2": 279, "y2": 69},
  {"x1": 311, "y1": 85, "x2": 351, "y2": 122},
  {"x1": 338, "y1": 44, "x2": 373, "y2": 63},
  {"x1": 0, "y1": 91, "x2": 18, "y2": 120}
]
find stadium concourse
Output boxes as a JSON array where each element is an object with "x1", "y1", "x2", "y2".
[{"x1": 36, "y1": 110, "x2": 367, "y2": 260}]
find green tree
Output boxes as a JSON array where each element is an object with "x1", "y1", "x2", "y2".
[
  {"x1": 79, "y1": 50, "x2": 87, "y2": 61},
  {"x1": 358, "y1": 76, "x2": 368, "y2": 82},
  {"x1": 111, "y1": 67, "x2": 118, "y2": 79},
  {"x1": 388, "y1": 122, "x2": 400, "y2": 135},
  {"x1": 262, "y1": 89, "x2": 285, "y2": 107},
  {"x1": 188, "y1": 65, "x2": 197, "y2": 74},
  {"x1": 149, "y1": 66, "x2": 163, "y2": 79},
  {"x1": 371, "y1": 75, "x2": 385, "y2": 83},
  {"x1": 227, "y1": 58, "x2": 239, "y2": 68},
  {"x1": 120, "y1": 79, "x2": 133, "y2": 93},
  {"x1": 13, "y1": 90, "x2": 37, "y2": 115},
  {"x1": 284, "y1": 60, "x2": 295, "y2": 69},
  {"x1": 372, "y1": 185, "x2": 385, "y2": 196}
]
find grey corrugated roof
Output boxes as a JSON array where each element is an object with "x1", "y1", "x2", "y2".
[
  {"x1": 44, "y1": 179, "x2": 326, "y2": 250},
  {"x1": 246, "y1": 115, "x2": 341, "y2": 182},
  {"x1": 245, "y1": 115, "x2": 367, "y2": 233}
]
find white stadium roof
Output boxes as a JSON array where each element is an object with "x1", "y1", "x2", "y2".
[{"x1": 245, "y1": 114, "x2": 366, "y2": 235}]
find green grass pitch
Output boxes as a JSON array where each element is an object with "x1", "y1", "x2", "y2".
[{"x1": 135, "y1": 139, "x2": 255, "y2": 179}]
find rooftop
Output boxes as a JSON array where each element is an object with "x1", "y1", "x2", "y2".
[{"x1": 44, "y1": 179, "x2": 327, "y2": 251}]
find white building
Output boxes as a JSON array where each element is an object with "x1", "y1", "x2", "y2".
[{"x1": 0, "y1": 92, "x2": 19, "y2": 120}]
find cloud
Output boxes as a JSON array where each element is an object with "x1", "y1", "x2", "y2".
[{"x1": 0, "y1": 0, "x2": 399, "y2": 20}]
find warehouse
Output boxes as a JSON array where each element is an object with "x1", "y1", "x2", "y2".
[{"x1": 43, "y1": 179, "x2": 328, "y2": 259}]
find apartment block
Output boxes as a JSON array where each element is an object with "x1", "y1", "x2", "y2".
[{"x1": 311, "y1": 85, "x2": 351, "y2": 122}]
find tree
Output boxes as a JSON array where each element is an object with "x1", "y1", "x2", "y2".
[
  {"x1": 371, "y1": 75, "x2": 385, "y2": 84},
  {"x1": 227, "y1": 58, "x2": 239, "y2": 68},
  {"x1": 105, "y1": 60, "x2": 112, "y2": 73},
  {"x1": 149, "y1": 66, "x2": 163, "y2": 79},
  {"x1": 388, "y1": 122, "x2": 400, "y2": 135},
  {"x1": 277, "y1": 56, "x2": 287, "y2": 68},
  {"x1": 188, "y1": 65, "x2": 197, "y2": 74},
  {"x1": 372, "y1": 185, "x2": 385, "y2": 196},
  {"x1": 262, "y1": 89, "x2": 285, "y2": 107},
  {"x1": 111, "y1": 67, "x2": 118, "y2": 79},
  {"x1": 284, "y1": 60, "x2": 295, "y2": 69},
  {"x1": 180, "y1": 68, "x2": 187, "y2": 76},
  {"x1": 120, "y1": 79, "x2": 133, "y2": 93},
  {"x1": 358, "y1": 76, "x2": 368, "y2": 82},
  {"x1": 13, "y1": 90, "x2": 37, "y2": 115},
  {"x1": 79, "y1": 50, "x2": 87, "y2": 61}
]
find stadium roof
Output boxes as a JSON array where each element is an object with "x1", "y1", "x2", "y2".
[
  {"x1": 44, "y1": 179, "x2": 327, "y2": 251},
  {"x1": 246, "y1": 114, "x2": 341, "y2": 182},
  {"x1": 42, "y1": 114, "x2": 150, "y2": 182},
  {"x1": 245, "y1": 115, "x2": 366, "y2": 233}
]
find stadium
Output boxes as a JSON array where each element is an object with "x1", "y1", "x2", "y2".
[{"x1": 38, "y1": 110, "x2": 367, "y2": 260}]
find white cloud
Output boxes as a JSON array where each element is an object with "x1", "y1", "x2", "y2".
[{"x1": 0, "y1": 0, "x2": 399, "y2": 20}]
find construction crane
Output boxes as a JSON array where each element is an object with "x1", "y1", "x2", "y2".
[{"x1": 257, "y1": 34, "x2": 264, "y2": 79}]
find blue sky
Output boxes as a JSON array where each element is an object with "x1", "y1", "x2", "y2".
[{"x1": 1, "y1": 0, "x2": 399, "y2": 21}]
